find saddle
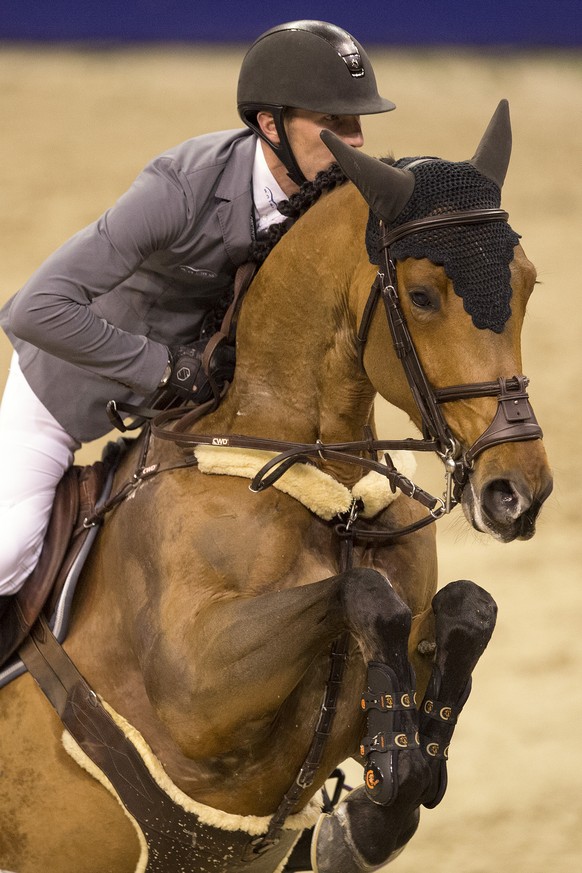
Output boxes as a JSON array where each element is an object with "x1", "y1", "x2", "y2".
[{"x1": 0, "y1": 440, "x2": 124, "y2": 671}]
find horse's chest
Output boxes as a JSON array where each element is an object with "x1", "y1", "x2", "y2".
[{"x1": 192, "y1": 492, "x2": 340, "y2": 589}]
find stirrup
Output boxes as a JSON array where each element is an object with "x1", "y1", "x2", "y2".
[{"x1": 359, "y1": 661, "x2": 419, "y2": 806}]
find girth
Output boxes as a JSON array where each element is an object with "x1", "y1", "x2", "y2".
[{"x1": 18, "y1": 617, "x2": 303, "y2": 873}]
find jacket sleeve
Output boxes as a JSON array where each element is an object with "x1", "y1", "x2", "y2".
[{"x1": 7, "y1": 155, "x2": 194, "y2": 395}]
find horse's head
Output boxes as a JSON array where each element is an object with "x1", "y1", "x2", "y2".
[{"x1": 322, "y1": 101, "x2": 553, "y2": 542}]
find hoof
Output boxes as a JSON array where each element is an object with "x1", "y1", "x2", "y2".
[{"x1": 311, "y1": 786, "x2": 414, "y2": 873}]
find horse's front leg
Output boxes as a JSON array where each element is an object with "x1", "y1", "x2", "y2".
[
  {"x1": 312, "y1": 578, "x2": 497, "y2": 873},
  {"x1": 145, "y1": 566, "x2": 432, "y2": 819},
  {"x1": 312, "y1": 571, "x2": 432, "y2": 872},
  {"x1": 419, "y1": 579, "x2": 497, "y2": 808}
]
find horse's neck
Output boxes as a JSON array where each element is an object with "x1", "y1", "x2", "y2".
[{"x1": 202, "y1": 187, "x2": 378, "y2": 484}]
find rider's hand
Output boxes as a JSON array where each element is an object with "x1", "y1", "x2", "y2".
[{"x1": 161, "y1": 342, "x2": 235, "y2": 403}]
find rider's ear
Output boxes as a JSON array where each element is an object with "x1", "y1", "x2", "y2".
[{"x1": 256, "y1": 111, "x2": 280, "y2": 146}]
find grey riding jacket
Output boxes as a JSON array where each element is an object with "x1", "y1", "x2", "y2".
[{"x1": 0, "y1": 128, "x2": 256, "y2": 441}]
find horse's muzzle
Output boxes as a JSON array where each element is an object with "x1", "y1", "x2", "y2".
[{"x1": 463, "y1": 460, "x2": 553, "y2": 542}]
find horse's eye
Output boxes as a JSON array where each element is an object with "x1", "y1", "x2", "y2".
[{"x1": 409, "y1": 288, "x2": 437, "y2": 310}]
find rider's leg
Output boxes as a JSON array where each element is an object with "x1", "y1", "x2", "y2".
[{"x1": 0, "y1": 353, "x2": 80, "y2": 595}]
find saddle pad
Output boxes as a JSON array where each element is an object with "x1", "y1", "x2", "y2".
[{"x1": 0, "y1": 465, "x2": 82, "y2": 667}]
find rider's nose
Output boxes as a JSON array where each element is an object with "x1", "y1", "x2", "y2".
[{"x1": 341, "y1": 120, "x2": 364, "y2": 148}]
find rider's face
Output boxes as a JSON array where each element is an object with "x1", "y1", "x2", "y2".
[
  {"x1": 284, "y1": 109, "x2": 364, "y2": 182},
  {"x1": 257, "y1": 109, "x2": 364, "y2": 194}
]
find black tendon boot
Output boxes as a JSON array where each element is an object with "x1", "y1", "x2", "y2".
[
  {"x1": 418, "y1": 580, "x2": 497, "y2": 809},
  {"x1": 359, "y1": 661, "x2": 420, "y2": 806}
]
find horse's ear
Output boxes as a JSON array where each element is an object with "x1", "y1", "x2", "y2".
[
  {"x1": 320, "y1": 130, "x2": 415, "y2": 223},
  {"x1": 471, "y1": 99, "x2": 512, "y2": 189}
]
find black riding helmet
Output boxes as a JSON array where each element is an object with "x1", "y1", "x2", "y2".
[{"x1": 237, "y1": 20, "x2": 395, "y2": 186}]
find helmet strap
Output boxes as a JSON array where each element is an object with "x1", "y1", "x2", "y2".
[
  {"x1": 242, "y1": 105, "x2": 307, "y2": 188},
  {"x1": 270, "y1": 108, "x2": 307, "y2": 188}
]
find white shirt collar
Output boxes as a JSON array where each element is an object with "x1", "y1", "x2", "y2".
[{"x1": 252, "y1": 139, "x2": 288, "y2": 234}]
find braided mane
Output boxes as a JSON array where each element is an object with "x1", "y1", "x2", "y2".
[
  {"x1": 248, "y1": 163, "x2": 348, "y2": 265},
  {"x1": 198, "y1": 164, "x2": 349, "y2": 338}
]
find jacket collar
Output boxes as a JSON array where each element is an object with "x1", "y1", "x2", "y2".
[
  {"x1": 215, "y1": 131, "x2": 256, "y2": 264},
  {"x1": 215, "y1": 129, "x2": 256, "y2": 203}
]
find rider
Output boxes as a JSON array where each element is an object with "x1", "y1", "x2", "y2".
[{"x1": 0, "y1": 20, "x2": 395, "y2": 610}]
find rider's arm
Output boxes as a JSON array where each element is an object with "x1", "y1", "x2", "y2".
[{"x1": 6, "y1": 155, "x2": 193, "y2": 396}]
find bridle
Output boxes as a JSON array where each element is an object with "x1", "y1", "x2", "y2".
[{"x1": 357, "y1": 206, "x2": 543, "y2": 510}]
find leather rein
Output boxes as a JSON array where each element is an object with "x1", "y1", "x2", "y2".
[{"x1": 145, "y1": 206, "x2": 542, "y2": 534}]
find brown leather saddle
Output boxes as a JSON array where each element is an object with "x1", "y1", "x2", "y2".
[{"x1": 0, "y1": 441, "x2": 123, "y2": 672}]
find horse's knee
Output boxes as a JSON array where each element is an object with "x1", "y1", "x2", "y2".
[
  {"x1": 340, "y1": 568, "x2": 411, "y2": 661},
  {"x1": 432, "y1": 579, "x2": 497, "y2": 670},
  {"x1": 433, "y1": 578, "x2": 496, "y2": 620},
  {"x1": 312, "y1": 784, "x2": 419, "y2": 873}
]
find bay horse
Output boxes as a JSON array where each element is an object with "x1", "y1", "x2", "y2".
[{"x1": 0, "y1": 101, "x2": 552, "y2": 873}]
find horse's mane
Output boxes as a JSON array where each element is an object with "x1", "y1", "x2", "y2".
[
  {"x1": 248, "y1": 163, "x2": 348, "y2": 265},
  {"x1": 199, "y1": 165, "x2": 349, "y2": 338}
]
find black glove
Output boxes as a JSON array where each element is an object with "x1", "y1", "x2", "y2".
[{"x1": 164, "y1": 341, "x2": 235, "y2": 403}]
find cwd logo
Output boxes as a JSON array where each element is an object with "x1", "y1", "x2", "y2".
[{"x1": 212, "y1": 438, "x2": 230, "y2": 446}]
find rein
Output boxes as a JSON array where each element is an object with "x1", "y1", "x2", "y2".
[
  {"x1": 99, "y1": 206, "x2": 543, "y2": 540},
  {"x1": 150, "y1": 412, "x2": 448, "y2": 519},
  {"x1": 142, "y1": 206, "x2": 541, "y2": 530}
]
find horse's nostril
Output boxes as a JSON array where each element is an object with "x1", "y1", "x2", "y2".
[
  {"x1": 477, "y1": 475, "x2": 550, "y2": 541},
  {"x1": 482, "y1": 479, "x2": 522, "y2": 523}
]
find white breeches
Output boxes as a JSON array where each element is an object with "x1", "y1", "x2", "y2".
[{"x1": 0, "y1": 353, "x2": 80, "y2": 595}]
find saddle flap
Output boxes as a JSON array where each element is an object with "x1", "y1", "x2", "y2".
[
  {"x1": 0, "y1": 461, "x2": 107, "y2": 667},
  {"x1": 22, "y1": 466, "x2": 80, "y2": 623}
]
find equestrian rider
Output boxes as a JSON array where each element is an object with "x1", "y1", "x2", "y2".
[{"x1": 0, "y1": 20, "x2": 395, "y2": 611}]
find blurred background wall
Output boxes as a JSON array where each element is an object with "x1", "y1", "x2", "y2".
[{"x1": 2, "y1": 0, "x2": 581, "y2": 46}]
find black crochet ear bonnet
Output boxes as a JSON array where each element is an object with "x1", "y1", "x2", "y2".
[{"x1": 365, "y1": 158, "x2": 520, "y2": 333}]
